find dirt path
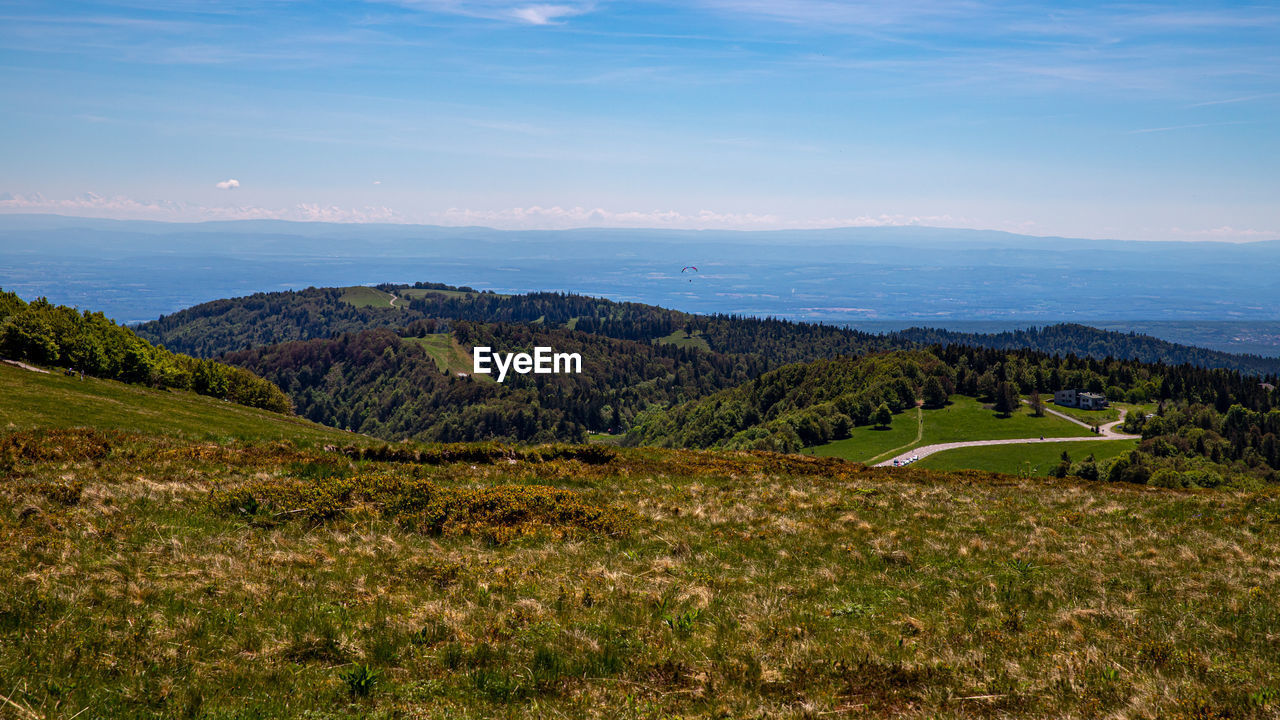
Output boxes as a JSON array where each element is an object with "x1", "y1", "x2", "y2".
[
  {"x1": 1, "y1": 359, "x2": 50, "y2": 374},
  {"x1": 875, "y1": 407, "x2": 1137, "y2": 468}
]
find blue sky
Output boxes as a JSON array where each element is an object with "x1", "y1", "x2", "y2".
[{"x1": 0, "y1": 0, "x2": 1277, "y2": 240}]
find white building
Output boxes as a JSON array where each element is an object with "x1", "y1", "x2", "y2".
[{"x1": 1054, "y1": 388, "x2": 1108, "y2": 410}]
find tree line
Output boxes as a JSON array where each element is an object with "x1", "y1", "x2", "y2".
[
  {"x1": 896, "y1": 323, "x2": 1280, "y2": 376},
  {"x1": 0, "y1": 290, "x2": 291, "y2": 413}
]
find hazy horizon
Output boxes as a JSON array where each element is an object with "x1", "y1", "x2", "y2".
[
  {"x1": 1, "y1": 211, "x2": 1277, "y2": 245},
  {"x1": 4, "y1": 214, "x2": 1280, "y2": 357}
]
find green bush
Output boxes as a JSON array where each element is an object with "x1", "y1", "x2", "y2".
[
  {"x1": 340, "y1": 663, "x2": 381, "y2": 697},
  {"x1": 1148, "y1": 468, "x2": 1183, "y2": 489}
]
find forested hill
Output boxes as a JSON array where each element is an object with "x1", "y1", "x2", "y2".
[
  {"x1": 133, "y1": 282, "x2": 1280, "y2": 376},
  {"x1": 224, "y1": 322, "x2": 766, "y2": 443},
  {"x1": 133, "y1": 283, "x2": 902, "y2": 364},
  {"x1": 134, "y1": 287, "x2": 420, "y2": 358},
  {"x1": 633, "y1": 350, "x2": 945, "y2": 451},
  {"x1": 895, "y1": 323, "x2": 1280, "y2": 376}
]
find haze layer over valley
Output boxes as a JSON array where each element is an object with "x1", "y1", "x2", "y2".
[{"x1": 3, "y1": 215, "x2": 1278, "y2": 354}]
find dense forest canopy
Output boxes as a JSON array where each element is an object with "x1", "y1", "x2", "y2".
[
  {"x1": 225, "y1": 322, "x2": 768, "y2": 444},
  {"x1": 897, "y1": 323, "x2": 1280, "y2": 376}
]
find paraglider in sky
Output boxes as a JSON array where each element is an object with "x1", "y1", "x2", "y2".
[{"x1": 681, "y1": 266, "x2": 698, "y2": 282}]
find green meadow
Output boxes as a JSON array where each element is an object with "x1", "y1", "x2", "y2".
[
  {"x1": 397, "y1": 288, "x2": 507, "y2": 300},
  {"x1": 808, "y1": 395, "x2": 1093, "y2": 464},
  {"x1": 917, "y1": 438, "x2": 1141, "y2": 476},
  {"x1": 0, "y1": 363, "x2": 360, "y2": 447},
  {"x1": 403, "y1": 334, "x2": 485, "y2": 378},
  {"x1": 339, "y1": 286, "x2": 399, "y2": 308},
  {"x1": 654, "y1": 329, "x2": 712, "y2": 351}
]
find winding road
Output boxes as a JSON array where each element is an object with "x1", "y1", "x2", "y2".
[{"x1": 875, "y1": 405, "x2": 1138, "y2": 468}]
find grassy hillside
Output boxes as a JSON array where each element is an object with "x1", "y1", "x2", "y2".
[
  {"x1": 398, "y1": 287, "x2": 499, "y2": 300},
  {"x1": 654, "y1": 329, "x2": 711, "y2": 351},
  {"x1": 339, "y1": 285, "x2": 399, "y2": 309},
  {"x1": 0, "y1": 362, "x2": 359, "y2": 446},
  {"x1": 3, "y1": 424, "x2": 1279, "y2": 718},
  {"x1": 402, "y1": 333, "x2": 483, "y2": 378},
  {"x1": 808, "y1": 395, "x2": 1093, "y2": 464}
]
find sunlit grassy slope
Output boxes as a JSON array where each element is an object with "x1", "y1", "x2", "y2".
[
  {"x1": 0, "y1": 362, "x2": 361, "y2": 446},
  {"x1": 809, "y1": 395, "x2": 1093, "y2": 464},
  {"x1": 917, "y1": 438, "x2": 1140, "y2": 476},
  {"x1": 339, "y1": 285, "x2": 398, "y2": 308},
  {"x1": 402, "y1": 334, "x2": 485, "y2": 378},
  {"x1": 397, "y1": 287, "x2": 499, "y2": 300},
  {"x1": 654, "y1": 329, "x2": 712, "y2": 351},
  {"x1": 4, "y1": 425, "x2": 1278, "y2": 719}
]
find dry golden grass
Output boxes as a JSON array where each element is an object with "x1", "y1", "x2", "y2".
[{"x1": 2, "y1": 430, "x2": 1279, "y2": 718}]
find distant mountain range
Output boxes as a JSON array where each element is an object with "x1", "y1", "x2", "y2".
[{"x1": 4, "y1": 214, "x2": 1280, "y2": 356}]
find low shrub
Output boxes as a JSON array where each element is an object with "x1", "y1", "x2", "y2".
[
  {"x1": 0, "y1": 428, "x2": 115, "y2": 473},
  {"x1": 340, "y1": 442, "x2": 618, "y2": 466},
  {"x1": 26, "y1": 479, "x2": 85, "y2": 505},
  {"x1": 207, "y1": 473, "x2": 633, "y2": 540}
]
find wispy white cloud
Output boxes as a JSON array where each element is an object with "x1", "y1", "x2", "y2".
[
  {"x1": 1127, "y1": 120, "x2": 1254, "y2": 135},
  {"x1": 385, "y1": 0, "x2": 595, "y2": 25},
  {"x1": 428, "y1": 205, "x2": 974, "y2": 231},
  {"x1": 215, "y1": 178, "x2": 240, "y2": 189},
  {"x1": 510, "y1": 4, "x2": 586, "y2": 25},
  {"x1": 0, "y1": 192, "x2": 972, "y2": 230},
  {"x1": 695, "y1": 1, "x2": 1280, "y2": 101},
  {"x1": 1169, "y1": 225, "x2": 1279, "y2": 242},
  {"x1": 0, "y1": 191, "x2": 400, "y2": 223},
  {"x1": 468, "y1": 119, "x2": 552, "y2": 135},
  {"x1": 433, "y1": 205, "x2": 779, "y2": 228},
  {"x1": 1186, "y1": 92, "x2": 1280, "y2": 108},
  {"x1": 3, "y1": 193, "x2": 1272, "y2": 242},
  {"x1": 691, "y1": 0, "x2": 967, "y2": 30}
]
